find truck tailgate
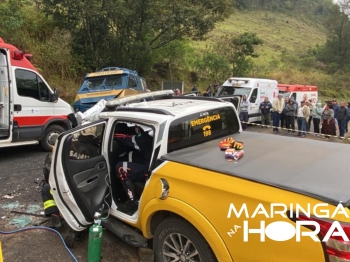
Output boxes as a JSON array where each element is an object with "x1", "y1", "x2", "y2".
[{"x1": 161, "y1": 132, "x2": 350, "y2": 206}]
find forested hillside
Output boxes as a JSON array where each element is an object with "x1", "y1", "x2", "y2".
[{"x1": 1, "y1": 0, "x2": 349, "y2": 102}]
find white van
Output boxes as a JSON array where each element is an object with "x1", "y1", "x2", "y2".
[
  {"x1": 215, "y1": 77, "x2": 278, "y2": 122},
  {"x1": 0, "y1": 38, "x2": 73, "y2": 151}
]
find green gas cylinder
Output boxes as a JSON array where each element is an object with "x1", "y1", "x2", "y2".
[{"x1": 87, "y1": 212, "x2": 103, "y2": 262}]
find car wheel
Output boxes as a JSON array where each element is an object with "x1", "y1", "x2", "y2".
[
  {"x1": 153, "y1": 217, "x2": 217, "y2": 262},
  {"x1": 41, "y1": 125, "x2": 65, "y2": 151},
  {"x1": 64, "y1": 231, "x2": 76, "y2": 249}
]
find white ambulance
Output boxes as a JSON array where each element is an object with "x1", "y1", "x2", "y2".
[
  {"x1": 278, "y1": 84, "x2": 318, "y2": 105},
  {"x1": 0, "y1": 38, "x2": 73, "y2": 151},
  {"x1": 215, "y1": 77, "x2": 278, "y2": 122}
]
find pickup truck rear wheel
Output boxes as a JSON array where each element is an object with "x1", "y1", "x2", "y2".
[
  {"x1": 153, "y1": 217, "x2": 217, "y2": 262},
  {"x1": 41, "y1": 125, "x2": 65, "y2": 151}
]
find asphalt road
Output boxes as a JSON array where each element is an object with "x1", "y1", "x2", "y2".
[{"x1": 0, "y1": 145, "x2": 139, "y2": 262}]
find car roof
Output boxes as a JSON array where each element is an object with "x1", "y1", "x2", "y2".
[
  {"x1": 126, "y1": 99, "x2": 231, "y2": 117},
  {"x1": 104, "y1": 90, "x2": 233, "y2": 118}
]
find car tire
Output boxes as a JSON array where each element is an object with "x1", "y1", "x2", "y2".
[
  {"x1": 64, "y1": 231, "x2": 76, "y2": 249},
  {"x1": 41, "y1": 125, "x2": 65, "y2": 152},
  {"x1": 153, "y1": 217, "x2": 217, "y2": 262}
]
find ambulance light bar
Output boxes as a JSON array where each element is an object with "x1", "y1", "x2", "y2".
[
  {"x1": 13, "y1": 50, "x2": 24, "y2": 60},
  {"x1": 105, "y1": 90, "x2": 174, "y2": 109},
  {"x1": 228, "y1": 79, "x2": 248, "y2": 87}
]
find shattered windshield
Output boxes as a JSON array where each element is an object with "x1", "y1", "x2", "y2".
[
  {"x1": 78, "y1": 74, "x2": 127, "y2": 93},
  {"x1": 216, "y1": 86, "x2": 251, "y2": 97}
]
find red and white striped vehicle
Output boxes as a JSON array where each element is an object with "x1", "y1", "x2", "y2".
[{"x1": 0, "y1": 38, "x2": 73, "y2": 151}]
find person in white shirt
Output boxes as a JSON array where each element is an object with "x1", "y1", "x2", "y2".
[
  {"x1": 297, "y1": 101, "x2": 310, "y2": 137},
  {"x1": 239, "y1": 95, "x2": 250, "y2": 131},
  {"x1": 272, "y1": 94, "x2": 285, "y2": 133}
]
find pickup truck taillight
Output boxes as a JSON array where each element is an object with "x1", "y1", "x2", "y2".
[{"x1": 297, "y1": 215, "x2": 350, "y2": 262}]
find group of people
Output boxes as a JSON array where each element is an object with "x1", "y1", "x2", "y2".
[
  {"x1": 173, "y1": 80, "x2": 221, "y2": 97},
  {"x1": 266, "y1": 95, "x2": 350, "y2": 139},
  {"x1": 204, "y1": 80, "x2": 221, "y2": 97}
]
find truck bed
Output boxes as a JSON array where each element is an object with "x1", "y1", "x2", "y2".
[{"x1": 161, "y1": 132, "x2": 350, "y2": 206}]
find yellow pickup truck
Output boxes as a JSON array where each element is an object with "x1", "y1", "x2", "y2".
[{"x1": 50, "y1": 90, "x2": 350, "y2": 262}]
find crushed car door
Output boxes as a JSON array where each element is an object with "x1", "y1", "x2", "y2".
[{"x1": 50, "y1": 120, "x2": 109, "y2": 231}]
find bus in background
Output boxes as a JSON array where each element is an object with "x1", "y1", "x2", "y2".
[
  {"x1": 73, "y1": 67, "x2": 147, "y2": 112},
  {"x1": 278, "y1": 84, "x2": 318, "y2": 104}
]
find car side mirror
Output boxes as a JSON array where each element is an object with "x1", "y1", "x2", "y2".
[
  {"x1": 52, "y1": 88, "x2": 59, "y2": 103},
  {"x1": 250, "y1": 96, "x2": 256, "y2": 103}
]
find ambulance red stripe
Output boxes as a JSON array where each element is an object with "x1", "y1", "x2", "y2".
[{"x1": 14, "y1": 115, "x2": 68, "y2": 127}]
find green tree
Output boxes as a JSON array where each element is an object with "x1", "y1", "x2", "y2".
[
  {"x1": 217, "y1": 32, "x2": 263, "y2": 76},
  {"x1": 196, "y1": 52, "x2": 231, "y2": 80},
  {"x1": 0, "y1": 0, "x2": 77, "y2": 78},
  {"x1": 317, "y1": 2, "x2": 350, "y2": 70},
  {"x1": 155, "y1": 40, "x2": 196, "y2": 80},
  {"x1": 42, "y1": 0, "x2": 234, "y2": 75}
]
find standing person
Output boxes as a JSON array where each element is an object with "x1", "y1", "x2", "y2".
[
  {"x1": 347, "y1": 102, "x2": 350, "y2": 133},
  {"x1": 303, "y1": 94, "x2": 308, "y2": 102},
  {"x1": 321, "y1": 104, "x2": 336, "y2": 139},
  {"x1": 312, "y1": 101, "x2": 323, "y2": 136},
  {"x1": 285, "y1": 99, "x2": 296, "y2": 134},
  {"x1": 332, "y1": 99, "x2": 339, "y2": 133},
  {"x1": 337, "y1": 101, "x2": 348, "y2": 139},
  {"x1": 174, "y1": 89, "x2": 181, "y2": 96},
  {"x1": 272, "y1": 94, "x2": 285, "y2": 133},
  {"x1": 292, "y1": 97, "x2": 298, "y2": 116},
  {"x1": 191, "y1": 85, "x2": 199, "y2": 95},
  {"x1": 206, "y1": 84, "x2": 212, "y2": 97},
  {"x1": 259, "y1": 97, "x2": 272, "y2": 127},
  {"x1": 280, "y1": 97, "x2": 289, "y2": 129},
  {"x1": 213, "y1": 80, "x2": 220, "y2": 95},
  {"x1": 297, "y1": 101, "x2": 309, "y2": 137},
  {"x1": 307, "y1": 100, "x2": 314, "y2": 133},
  {"x1": 239, "y1": 95, "x2": 250, "y2": 131},
  {"x1": 332, "y1": 99, "x2": 339, "y2": 117}
]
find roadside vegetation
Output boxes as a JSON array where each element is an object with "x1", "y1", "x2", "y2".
[{"x1": 1, "y1": 0, "x2": 350, "y2": 103}]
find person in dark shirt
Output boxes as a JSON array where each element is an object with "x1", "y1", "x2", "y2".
[
  {"x1": 280, "y1": 97, "x2": 289, "y2": 129},
  {"x1": 206, "y1": 84, "x2": 212, "y2": 97},
  {"x1": 259, "y1": 97, "x2": 272, "y2": 127},
  {"x1": 285, "y1": 99, "x2": 296, "y2": 134},
  {"x1": 191, "y1": 85, "x2": 199, "y2": 95},
  {"x1": 347, "y1": 102, "x2": 350, "y2": 133},
  {"x1": 337, "y1": 101, "x2": 348, "y2": 139}
]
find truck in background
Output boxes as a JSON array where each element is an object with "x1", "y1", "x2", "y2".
[
  {"x1": 0, "y1": 37, "x2": 73, "y2": 151},
  {"x1": 278, "y1": 84, "x2": 318, "y2": 105},
  {"x1": 215, "y1": 77, "x2": 279, "y2": 122},
  {"x1": 73, "y1": 67, "x2": 147, "y2": 112}
]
